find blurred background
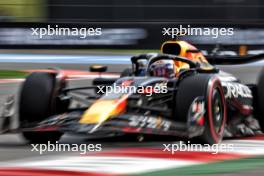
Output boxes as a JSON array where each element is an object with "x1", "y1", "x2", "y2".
[
  {"x1": 1, "y1": 0, "x2": 264, "y2": 22},
  {"x1": 0, "y1": 0, "x2": 264, "y2": 50}
]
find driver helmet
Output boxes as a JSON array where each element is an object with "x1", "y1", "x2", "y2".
[{"x1": 149, "y1": 60, "x2": 177, "y2": 78}]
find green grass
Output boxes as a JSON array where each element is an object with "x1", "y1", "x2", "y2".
[
  {"x1": 134, "y1": 156, "x2": 264, "y2": 176},
  {"x1": 0, "y1": 70, "x2": 28, "y2": 79}
]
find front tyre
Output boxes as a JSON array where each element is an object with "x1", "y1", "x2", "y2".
[
  {"x1": 22, "y1": 131, "x2": 62, "y2": 144},
  {"x1": 176, "y1": 74, "x2": 226, "y2": 145},
  {"x1": 19, "y1": 72, "x2": 63, "y2": 143}
]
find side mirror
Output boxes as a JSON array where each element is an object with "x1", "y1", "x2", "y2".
[{"x1": 89, "y1": 65, "x2": 107, "y2": 72}]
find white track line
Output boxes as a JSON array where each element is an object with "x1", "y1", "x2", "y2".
[{"x1": 0, "y1": 155, "x2": 201, "y2": 174}]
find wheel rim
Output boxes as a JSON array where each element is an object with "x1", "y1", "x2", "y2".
[{"x1": 211, "y1": 88, "x2": 224, "y2": 134}]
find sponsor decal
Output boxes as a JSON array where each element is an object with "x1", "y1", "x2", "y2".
[
  {"x1": 222, "y1": 82, "x2": 252, "y2": 99},
  {"x1": 188, "y1": 97, "x2": 206, "y2": 126},
  {"x1": 129, "y1": 115, "x2": 171, "y2": 131}
]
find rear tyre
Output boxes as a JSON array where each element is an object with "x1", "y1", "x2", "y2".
[
  {"x1": 176, "y1": 74, "x2": 226, "y2": 145},
  {"x1": 257, "y1": 69, "x2": 264, "y2": 132},
  {"x1": 19, "y1": 72, "x2": 63, "y2": 143}
]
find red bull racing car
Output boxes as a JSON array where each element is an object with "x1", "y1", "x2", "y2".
[{"x1": 9, "y1": 40, "x2": 264, "y2": 145}]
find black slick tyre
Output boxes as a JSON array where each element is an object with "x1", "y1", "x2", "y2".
[
  {"x1": 176, "y1": 74, "x2": 226, "y2": 145},
  {"x1": 19, "y1": 72, "x2": 63, "y2": 143}
]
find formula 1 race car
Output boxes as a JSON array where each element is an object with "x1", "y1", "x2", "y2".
[{"x1": 12, "y1": 41, "x2": 264, "y2": 144}]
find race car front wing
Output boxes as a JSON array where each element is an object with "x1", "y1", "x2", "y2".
[{"x1": 20, "y1": 111, "x2": 205, "y2": 139}]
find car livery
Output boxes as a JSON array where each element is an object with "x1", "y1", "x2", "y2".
[{"x1": 1, "y1": 40, "x2": 264, "y2": 145}]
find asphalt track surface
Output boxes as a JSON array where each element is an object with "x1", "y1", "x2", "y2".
[{"x1": 0, "y1": 52, "x2": 264, "y2": 175}]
